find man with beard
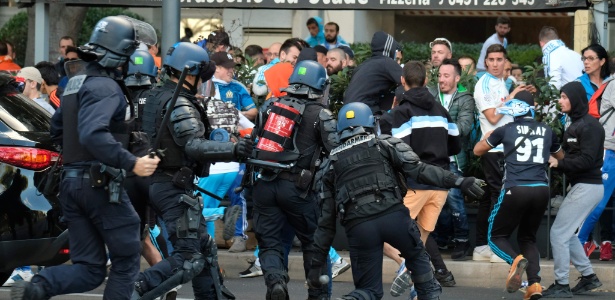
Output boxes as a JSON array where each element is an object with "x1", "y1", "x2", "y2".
[
  {"x1": 322, "y1": 22, "x2": 348, "y2": 50},
  {"x1": 325, "y1": 48, "x2": 347, "y2": 76},
  {"x1": 429, "y1": 58, "x2": 475, "y2": 261},
  {"x1": 430, "y1": 38, "x2": 453, "y2": 69},
  {"x1": 476, "y1": 16, "x2": 511, "y2": 76}
]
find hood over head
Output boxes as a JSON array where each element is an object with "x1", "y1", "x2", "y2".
[
  {"x1": 370, "y1": 31, "x2": 400, "y2": 60},
  {"x1": 297, "y1": 48, "x2": 317, "y2": 63},
  {"x1": 560, "y1": 81, "x2": 588, "y2": 121}
]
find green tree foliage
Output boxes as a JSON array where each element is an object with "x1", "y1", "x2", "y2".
[
  {"x1": 351, "y1": 42, "x2": 542, "y2": 68},
  {"x1": 0, "y1": 8, "x2": 150, "y2": 67},
  {"x1": 0, "y1": 11, "x2": 28, "y2": 66},
  {"x1": 78, "y1": 8, "x2": 146, "y2": 46}
]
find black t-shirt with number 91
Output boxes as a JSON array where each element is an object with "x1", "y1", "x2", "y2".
[{"x1": 487, "y1": 117, "x2": 561, "y2": 189}]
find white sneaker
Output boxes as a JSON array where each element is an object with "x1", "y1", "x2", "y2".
[
  {"x1": 490, "y1": 253, "x2": 506, "y2": 263},
  {"x1": 238, "y1": 261, "x2": 263, "y2": 278},
  {"x1": 2, "y1": 268, "x2": 34, "y2": 287},
  {"x1": 331, "y1": 258, "x2": 351, "y2": 278},
  {"x1": 472, "y1": 245, "x2": 491, "y2": 261}
]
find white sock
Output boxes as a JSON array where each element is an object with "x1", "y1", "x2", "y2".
[{"x1": 254, "y1": 258, "x2": 261, "y2": 267}]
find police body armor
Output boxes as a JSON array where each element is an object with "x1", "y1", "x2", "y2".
[
  {"x1": 127, "y1": 88, "x2": 152, "y2": 156},
  {"x1": 253, "y1": 96, "x2": 325, "y2": 172},
  {"x1": 141, "y1": 81, "x2": 211, "y2": 177},
  {"x1": 62, "y1": 63, "x2": 132, "y2": 165},
  {"x1": 330, "y1": 135, "x2": 405, "y2": 227}
]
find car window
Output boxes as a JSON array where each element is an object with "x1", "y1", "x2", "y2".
[{"x1": 0, "y1": 92, "x2": 51, "y2": 132}]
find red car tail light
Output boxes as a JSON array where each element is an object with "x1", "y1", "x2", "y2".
[{"x1": 0, "y1": 147, "x2": 60, "y2": 171}]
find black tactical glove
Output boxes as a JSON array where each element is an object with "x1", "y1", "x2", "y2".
[
  {"x1": 233, "y1": 137, "x2": 253, "y2": 160},
  {"x1": 456, "y1": 177, "x2": 485, "y2": 199},
  {"x1": 307, "y1": 256, "x2": 327, "y2": 289}
]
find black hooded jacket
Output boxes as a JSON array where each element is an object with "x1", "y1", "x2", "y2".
[
  {"x1": 343, "y1": 31, "x2": 402, "y2": 114},
  {"x1": 380, "y1": 87, "x2": 461, "y2": 190},
  {"x1": 556, "y1": 81, "x2": 604, "y2": 185}
]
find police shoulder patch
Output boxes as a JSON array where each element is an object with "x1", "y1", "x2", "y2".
[{"x1": 62, "y1": 75, "x2": 87, "y2": 96}]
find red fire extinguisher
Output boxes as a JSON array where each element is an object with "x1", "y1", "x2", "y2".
[{"x1": 256, "y1": 102, "x2": 300, "y2": 153}]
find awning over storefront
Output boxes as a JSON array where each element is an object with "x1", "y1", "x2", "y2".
[{"x1": 18, "y1": 0, "x2": 587, "y2": 11}]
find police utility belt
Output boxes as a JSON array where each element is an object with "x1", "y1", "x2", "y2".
[
  {"x1": 63, "y1": 163, "x2": 126, "y2": 204},
  {"x1": 151, "y1": 166, "x2": 194, "y2": 190},
  {"x1": 265, "y1": 169, "x2": 313, "y2": 190}
]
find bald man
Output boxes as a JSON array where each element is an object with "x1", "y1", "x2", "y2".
[
  {"x1": 253, "y1": 42, "x2": 282, "y2": 96},
  {"x1": 326, "y1": 48, "x2": 347, "y2": 76}
]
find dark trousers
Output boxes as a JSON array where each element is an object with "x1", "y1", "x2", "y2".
[
  {"x1": 488, "y1": 185, "x2": 549, "y2": 285},
  {"x1": 425, "y1": 234, "x2": 447, "y2": 272},
  {"x1": 476, "y1": 152, "x2": 503, "y2": 246},
  {"x1": 36, "y1": 170, "x2": 141, "y2": 300},
  {"x1": 345, "y1": 209, "x2": 438, "y2": 300},
  {"x1": 137, "y1": 181, "x2": 218, "y2": 299},
  {"x1": 125, "y1": 174, "x2": 151, "y2": 233},
  {"x1": 252, "y1": 178, "x2": 328, "y2": 299}
]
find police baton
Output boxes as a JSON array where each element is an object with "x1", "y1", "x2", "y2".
[
  {"x1": 149, "y1": 65, "x2": 191, "y2": 158},
  {"x1": 244, "y1": 158, "x2": 293, "y2": 170}
]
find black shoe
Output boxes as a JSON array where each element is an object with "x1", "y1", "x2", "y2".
[
  {"x1": 268, "y1": 283, "x2": 288, "y2": 300},
  {"x1": 10, "y1": 281, "x2": 47, "y2": 300},
  {"x1": 223, "y1": 205, "x2": 242, "y2": 240},
  {"x1": 434, "y1": 269, "x2": 456, "y2": 287},
  {"x1": 451, "y1": 241, "x2": 471, "y2": 261},
  {"x1": 542, "y1": 282, "x2": 572, "y2": 298},
  {"x1": 571, "y1": 274, "x2": 602, "y2": 294}
]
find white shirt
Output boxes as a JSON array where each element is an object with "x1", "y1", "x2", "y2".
[
  {"x1": 474, "y1": 73, "x2": 513, "y2": 152},
  {"x1": 477, "y1": 33, "x2": 508, "y2": 71},
  {"x1": 33, "y1": 97, "x2": 55, "y2": 114},
  {"x1": 542, "y1": 40, "x2": 583, "y2": 90}
]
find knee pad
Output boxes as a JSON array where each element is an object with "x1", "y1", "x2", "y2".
[{"x1": 180, "y1": 253, "x2": 206, "y2": 283}]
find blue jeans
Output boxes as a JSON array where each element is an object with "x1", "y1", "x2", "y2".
[
  {"x1": 435, "y1": 162, "x2": 469, "y2": 242},
  {"x1": 578, "y1": 149, "x2": 615, "y2": 243}
]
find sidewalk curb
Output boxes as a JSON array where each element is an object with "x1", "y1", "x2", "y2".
[{"x1": 218, "y1": 250, "x2": 615, "y2": 290}]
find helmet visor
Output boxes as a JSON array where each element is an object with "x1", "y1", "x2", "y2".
[
  {"x1": 119, "y1": 16, "x2": 157, "y2": 47},
  {"x1": 64, "y1": 59, "x2": 88, "y2": 79}
]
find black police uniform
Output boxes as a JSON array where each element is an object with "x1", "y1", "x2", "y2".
[
  {"x1": 39, "y1": 61, "x2": 142, "y2": 300},
  {"x1": 136, "y1": 79, "x2": 239, "y2": 300},
  {"x1": 124, "y1": 86, "x2": 155, "y2": 234},
  {"x1": 252, "y1": 95, "x2": 337, "y2": 300},
  {"x1": 312, "y1": 134, "x2": 469, "y2": 300}
]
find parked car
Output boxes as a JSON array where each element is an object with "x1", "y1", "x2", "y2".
[{"x1": 0, "y1": 73, "x2": 68, "y2": 284}]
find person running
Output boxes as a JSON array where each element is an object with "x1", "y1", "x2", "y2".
[{"x1": 474, "y1": 91, "x2": 561, "y2": 300}]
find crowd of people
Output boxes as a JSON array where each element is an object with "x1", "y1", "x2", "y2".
[{"x1": 1, "y1": 12, "x2": 615, "y2": 300}]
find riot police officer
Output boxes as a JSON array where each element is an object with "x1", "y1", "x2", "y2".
[
  {"x1": 308, "y1": 102, "x2": 485, "y2": 300},
  {"x1": 123, "y1": 48, "x2": 167, "y2": 265},
  {"x1": 251, "y1": 60, "x2": 338, "y2": 300},
  {"x1": 11, "y1": 16, "x2": 160, "y2": 300},
  {"x1": 133, "y1": 42, "x2": 251, "y2": 300}
]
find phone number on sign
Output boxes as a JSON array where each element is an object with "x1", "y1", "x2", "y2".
[{"x1": 437, "y1": 0, "x2": 535, "y2": 5}]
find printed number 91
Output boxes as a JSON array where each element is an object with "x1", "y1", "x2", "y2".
[{"x1": 516, "y1": 137, "x2": 544, "y2": 163}]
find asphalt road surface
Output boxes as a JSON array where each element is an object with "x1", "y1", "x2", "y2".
[{"x1": 1, "y1": 278, "x2": 615, "y2": 299}]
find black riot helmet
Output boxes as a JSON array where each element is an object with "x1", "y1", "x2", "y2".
[{"x1": 79, "y1": 16, "x2": 157, "y2": 70}]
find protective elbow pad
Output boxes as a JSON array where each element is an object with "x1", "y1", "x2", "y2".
[{"x1": 185, "y1": 138, "x2": 235, "y2": 163}]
